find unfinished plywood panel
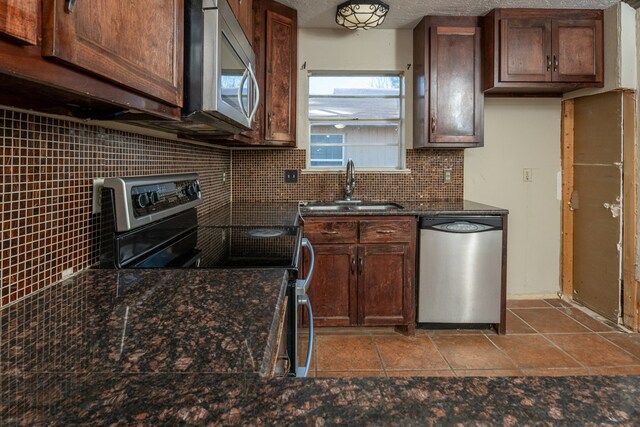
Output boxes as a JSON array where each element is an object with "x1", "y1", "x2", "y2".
[
  {"x1": 561, "y1": 99, "x2": 575, "y2": 298},
  {"x1": 573, "y1": 91, "x2": 622, "y2": 321},
  {"x1": 621, "y1": 90, "x2": 638, "y2": 330}
]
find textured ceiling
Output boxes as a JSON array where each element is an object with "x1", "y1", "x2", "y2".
[{"x1": 277, "y1": 0, "x2": 621, "y2": 29}]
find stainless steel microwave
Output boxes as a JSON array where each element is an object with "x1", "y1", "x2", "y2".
[{"x1": 182, "y1": 0, "x2": 259, "y2": 135}]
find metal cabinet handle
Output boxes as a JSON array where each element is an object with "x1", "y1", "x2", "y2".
[
  {"x1": 320, "y1": 230, "x2": 338, "y2": 235},
  {"x1": 376, "y1": 230, "x2": 395, "y2": 234},
  {"x1": 431, "y1": 116, "x2": 436, "y2": 134},
  {"x1": 553, "y1": 55, "x2": 559, "y2": 72},
  {"x1": 546, "y1": 55, "x2": 551, "y2": 71},
  {"x1": 351, "y1": 257, "x2": 356, "y2": 274},
  {"x1": 65, "y1": 0, "x2": 77, "y2": 13},
  {"x1": 268, "y1": 112, "x2": 272, "y2": 130},
  {"x1": 358, "y1": 257, "x2": 364, "y2": 274}
]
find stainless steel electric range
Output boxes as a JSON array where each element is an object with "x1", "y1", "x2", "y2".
[{"x1": 99, "y1": 173, "x2": 314, "y2": 377}]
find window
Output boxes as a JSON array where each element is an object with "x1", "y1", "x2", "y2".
[
  {"x1": 307, "y1": 73, "x2": 404, "y2": 170},
  {"x1": 310, "y1": 134, "x2": 344, "y2": 167}
]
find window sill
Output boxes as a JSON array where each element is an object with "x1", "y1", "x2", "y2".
[{"x1": 301, "y1": 168, "x2": 411, "y2": 174}]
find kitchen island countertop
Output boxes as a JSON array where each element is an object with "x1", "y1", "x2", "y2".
[{"x1": 2, "y1": 269, "x2": 640, "y2": 425}]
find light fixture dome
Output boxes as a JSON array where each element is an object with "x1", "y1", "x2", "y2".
[{"x1": 336, "y1": 0, "x2": 390, "y2": 30}]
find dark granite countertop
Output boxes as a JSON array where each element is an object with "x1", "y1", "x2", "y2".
[
  {"x1": 3, "y1": 372, "x2": 639, "y2": 425},
  {"x1": 299, "y1": 199, "x2": 508, "y2": 218},
  {"x1": 198, "y1": 200, "x2": 507, "y2": 227},
  {"x1": 0, "y1": 269, "x2": 289, "y2": 378},
  {"x1": 200, "y1": 202, "x2": 300, "y2": 226},
  {"x1": 2, "y1": 269, "x2": 640, "y2": 425}
]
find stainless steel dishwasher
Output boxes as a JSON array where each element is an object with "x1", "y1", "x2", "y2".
[{"x1": 418, "y1": 216, "x2": 503, "y2": 325}]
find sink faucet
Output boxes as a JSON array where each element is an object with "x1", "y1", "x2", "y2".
[{"x1": 345, "y1": 159, "x2": 356, "y2": 200}]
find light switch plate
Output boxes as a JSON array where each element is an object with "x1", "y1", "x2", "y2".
[
  {"x1": 523, "y1": 168, "x2": 533, "y2": 182},
  {"x1": 443, "y1": 168, "x2": 452, "y2": 183},
  {"x1": 284, "y1": 169, "x2": 298, "y2": 183}
]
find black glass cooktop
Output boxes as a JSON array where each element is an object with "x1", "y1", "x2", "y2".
[{"x1": 128, "y1": 225, "x2": 302, "y2": 271}]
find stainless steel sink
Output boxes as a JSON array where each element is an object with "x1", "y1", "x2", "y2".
[{"x1": 301, "y1": 201, "x2": 403, "y2": 212}]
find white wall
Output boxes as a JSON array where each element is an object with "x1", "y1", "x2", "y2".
[
  {"x1": 297, "y1": 29, "x2": 414, "y2": 151},
  {"x1": 465, "y1": 99, "x2": 563, "y2": 297}
]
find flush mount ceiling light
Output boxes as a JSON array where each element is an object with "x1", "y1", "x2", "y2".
[{"x1": 335, "y1": 0, "x2": 390, "y2": 30}]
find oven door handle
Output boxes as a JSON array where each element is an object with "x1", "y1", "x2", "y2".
[
  {"x1": 296, "y1": 238, "x2": 314, "y2": 294},
  {"x1": 296, "y1": 294, "x2": 313, "y2": 377}
]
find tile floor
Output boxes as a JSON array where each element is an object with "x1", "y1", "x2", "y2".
[{"x1": 300, "y1": 299, "x2": 640, "y2": 378}]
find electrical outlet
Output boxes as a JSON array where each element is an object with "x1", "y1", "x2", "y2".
[
  {"x1": 92, "y1": 178, "x2": 105, "y2": 214},
  {"x1": 443, "y1": 168, "x2": 452, "y2": 183},
  {"x1": 523, "y1": 168, "x2": 533, "y2": 183},
  {"x1": 284, "y1": 169, "x2": 298, "y2": 183}
]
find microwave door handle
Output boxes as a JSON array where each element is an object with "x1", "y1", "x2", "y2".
[
  {"x1": 248, "y1": 63, "x2": 260, "y2": 123},
  {"x1": 237, "y1": 68, "x2": 250, "y2": 119}
]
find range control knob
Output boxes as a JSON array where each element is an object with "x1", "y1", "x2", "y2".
[
  {"x1": 148, "y1": 191, "x2": 160, "y2": 205},
  {"x1": 185, "y1": 183, "x2": 197, "y2": 198},
  {"x1": 134, "y1": 192, "x2": 150, "y2": 209}
]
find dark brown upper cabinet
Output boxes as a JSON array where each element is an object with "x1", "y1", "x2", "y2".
[
  {"x1": 0, "y1": 0, "x2": 39, "y2": 45},
  {"x1": 413, "y1": 16, "x2": 483, "y2": 149},
  {"x1": 0, "y1": 1, "x2": 182, "y2": 120},
  {"x1": 228, "y1": 0, "x2": 253, "y2": 44},
  {"x1": 252, "y1": 0, "x2": 297, "y2": 146},
  {"x1": 42, "y1": 0, "x2": 184, "y2": 107},
  {"x1": 483, "y1": 9, "x2": 604, "y2": 95}
]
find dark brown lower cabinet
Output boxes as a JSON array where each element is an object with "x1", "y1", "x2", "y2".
[
  {"x1": 306, "y1": 244, "x2": 357, "y2": 327},
  {"x1": 359, "y1": 244, "x2": 411, "y2": 326},
  {"x1": 303, "y1": 216, "x2": 416, "y2": 331}
]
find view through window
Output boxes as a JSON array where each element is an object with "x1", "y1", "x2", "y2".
[{"x1": 308, "y1": 74, "x2": 403, "y2": 170}]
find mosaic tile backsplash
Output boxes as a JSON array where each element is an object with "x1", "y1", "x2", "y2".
[
  {"x1": 231, "y1": 149, "x2": 463, "y2": 203},
  {"x1": 0, "y1": 109, "x2": 231, "y2": 307}
]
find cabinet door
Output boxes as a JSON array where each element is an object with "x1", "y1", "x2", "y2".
[
  {"x1": 358, "y1": 245, "x2": 409, "y2": 326},
  {"x1": 305, "y1": 244, "x2": 357, "y2": 327},
  {"x1": 552, "y1": 19, "x2": 603, "y2": 83},
  {"x1": 41, "y1": 0, "x2": 183, "y2": 107},
  {"x1": 0, "y1": 0, "x2": 39, "y2": 45},
  {"x1": 500, "y1": 18, "x2": 552, "y2": 82},
  {"x1": 264, "y1": 8, "x2": 296, "y2": 144},
  {"x1": 228, "y1": 0, "x2": 253, "y2": 43},
  {"x1": 429, "y1": 26, "x2": 482, "y2": 145}
]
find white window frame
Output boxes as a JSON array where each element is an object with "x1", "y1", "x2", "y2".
[{"x1": 305, "y1": 71, "x2": 406, "y2": 172}]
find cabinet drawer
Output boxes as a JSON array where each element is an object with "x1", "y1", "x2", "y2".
[
  {"x1": 359, "y1": 219, "x2": 413, "y2": 243},
  {"x1": 304, "y1": 220, "x2": 358, "y2": 243}
]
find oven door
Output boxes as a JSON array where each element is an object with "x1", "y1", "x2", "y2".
[
  {"x1": 291, "y1": 238, "x2": 315, "y2": 377},
  {"x1": 202, "y1": 1, "x2": 258, "y2": 129}
]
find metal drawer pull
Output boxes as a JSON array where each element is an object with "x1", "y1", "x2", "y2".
[
  {"x1": 320, "y1": 230, "x2": 338, "y2": 235},
  {"x1": 376, "y1": 229, "x2": 395, "y2": 234},
  {"x1": 65, "y1": 0, "x2": 77, "y2": 13}
]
